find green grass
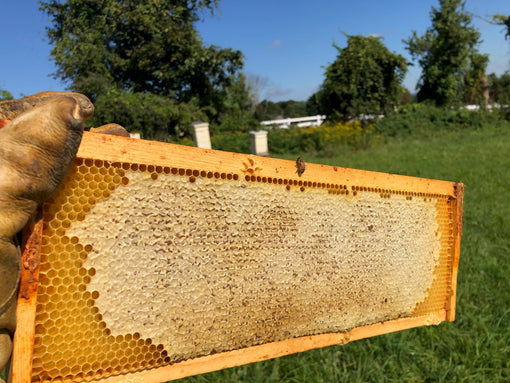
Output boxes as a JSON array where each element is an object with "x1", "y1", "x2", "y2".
[{"x1": 178, "y1": 124, "x2": 510, "y2": 382}]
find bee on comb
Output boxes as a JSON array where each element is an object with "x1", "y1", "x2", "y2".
[{"x1": 296, "y1": 157, "x2": 306, "y2": 177}]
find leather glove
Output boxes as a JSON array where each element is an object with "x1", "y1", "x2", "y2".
[{"x1": 0, "y1": 92, "x2": 92, "y2": 379}]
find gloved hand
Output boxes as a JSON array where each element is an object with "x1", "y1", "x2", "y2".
[{"x1": 0, "y1": 92, "x2": 93, "y2": 379}]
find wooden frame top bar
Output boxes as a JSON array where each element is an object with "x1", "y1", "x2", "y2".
[{"x1": 78, "y1": 132, "x2": 457, "y2": 197}]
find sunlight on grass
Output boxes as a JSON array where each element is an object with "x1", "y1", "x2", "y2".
[{"x1": 179, "y1": 124, "x2": 510, "y2": 382}]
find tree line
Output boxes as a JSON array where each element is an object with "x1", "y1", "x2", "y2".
[{"x1": 2, "y1": 0, "x2": 509, "y2": 139}]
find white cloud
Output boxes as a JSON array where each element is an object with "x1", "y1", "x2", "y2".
[
  {"x1": 265, "y1": 87, "x2": 292, "y2": 101},
  {"x1": 267, "y1": 39, "x2": 283, "y2": 49}
]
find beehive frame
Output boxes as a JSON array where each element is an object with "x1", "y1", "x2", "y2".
[{"x1": 11, "y1": 131, "x2": 463, "y2": 383}]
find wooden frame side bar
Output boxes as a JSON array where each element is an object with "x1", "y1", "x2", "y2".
[
  {"x1": 446, "y1": 183, "x2": 464, "y2": 321},
  {"x1": 11, "y1": 209, "x2": 44, "y2": 383}
]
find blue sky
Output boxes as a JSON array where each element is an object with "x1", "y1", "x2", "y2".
[{"x1": 1, "y1": 0, "x2": 509, "y2": 101}]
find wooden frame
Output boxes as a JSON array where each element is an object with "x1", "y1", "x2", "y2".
[
  {"x1": 11, "y1": 209, "x2": 43, "y2": 382},
  {"x1": 11, "y1": 132, "x2": 463, "y2": 383}
]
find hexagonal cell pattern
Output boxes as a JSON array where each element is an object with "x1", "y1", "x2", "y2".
[{"x1": 31, "y1": 157, "x2": 455, "y2": 382}]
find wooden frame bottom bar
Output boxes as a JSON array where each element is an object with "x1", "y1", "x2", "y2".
[{"x1": 101, "y1": 310, "x2": 446, "y2": 383}]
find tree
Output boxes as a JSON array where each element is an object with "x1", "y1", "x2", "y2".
[
  {"x1": 278, "y1": 100, "x2": 307, "y2": 118},
  {"x1": 488, "y1": 72, "x2": 510, "y2": 106},
  {"x1": 245, "y1": 73, "x2": 270, "y2": 107},
  {"x1": 253, "y1": 100, "x2": 308, "y2": 121},
  {"x1": 492, "y1": 14, "x2": 510, "y2": 40},
  {"x1": 253, "y1": 100, "x2": 283, "y2": 121},
  {"x1": 0, "y1": 89, "x2": 13, "y2": 101},
  {"x1": 404, "y1": 0, "x2": 488, "y2": 107},
  {"x1": 316, "y1": 34, "x2": 407, "y2": 122},
  {"x1": 39, "y1": 0, "x2": 246, "y2": 133},
  {"x1": 212, "y1": 73, "x2": 258, "y2": 133},
  {"x1": 398, "y1": 87, "x2": 413, "y2": 105},
  {"x1": 87, "y1": 89, "x2": 206, "y2": 140}
]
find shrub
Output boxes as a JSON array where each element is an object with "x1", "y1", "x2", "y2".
[
  {"x1": 210, "y1": 132, "x2": 251, "y2": 154},
  {"x1": 375, "y1": 103, "x2": 507, "y2": 138},
  {"x1": 210, "y1": 113, "x2": 259, "y2": 135},
  {"x1": 268, "y1": 121, "x2": 379, "y2": 156},
  {"x1": 88, "y1": 88, "x2": 206, "y2": 140}
]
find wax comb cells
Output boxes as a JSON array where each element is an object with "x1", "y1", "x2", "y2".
[{"x1": 29, "y1": 154, "x2": 457, "y2": 382}]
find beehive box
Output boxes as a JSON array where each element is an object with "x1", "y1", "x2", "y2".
[{"x1": 12, "y1": 131, "x2": 463, "y2": 382}]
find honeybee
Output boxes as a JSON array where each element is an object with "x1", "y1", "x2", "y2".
[{"x1": 296, "y1": 157, "x2": 306, "y2": 177}]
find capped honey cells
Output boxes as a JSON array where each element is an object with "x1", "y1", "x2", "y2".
[{"x1": 32, "y1": 157, "x2": 455, "y2": 382}]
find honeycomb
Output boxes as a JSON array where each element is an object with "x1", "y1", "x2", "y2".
[{"x1": 30, "y1": 154, "x2": 456, "y2": 382}]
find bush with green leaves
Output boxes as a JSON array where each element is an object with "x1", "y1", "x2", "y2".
[
  {"x1": 87, "y1": 88, "x2": 206, "y2": 141},
  {"x1": 268, "y1": 121, "x2": 379, "y2": 156},
  {"x1": 489, "y1": 71, "x2": 510, "y2": 117},
  {"x1": 210, "y1": 132, "x2": 251, "y2": 154},
  {"x1": 210, "y1": 110, "x2": 259, "y2": 136},
  {"x1": 375, "y1": 103, "x2": 508, "y2": 138}
]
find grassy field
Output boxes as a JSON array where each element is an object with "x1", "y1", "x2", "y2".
[{"x1": 178, "y1": 124, "x2": 510, "y2": 382}]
